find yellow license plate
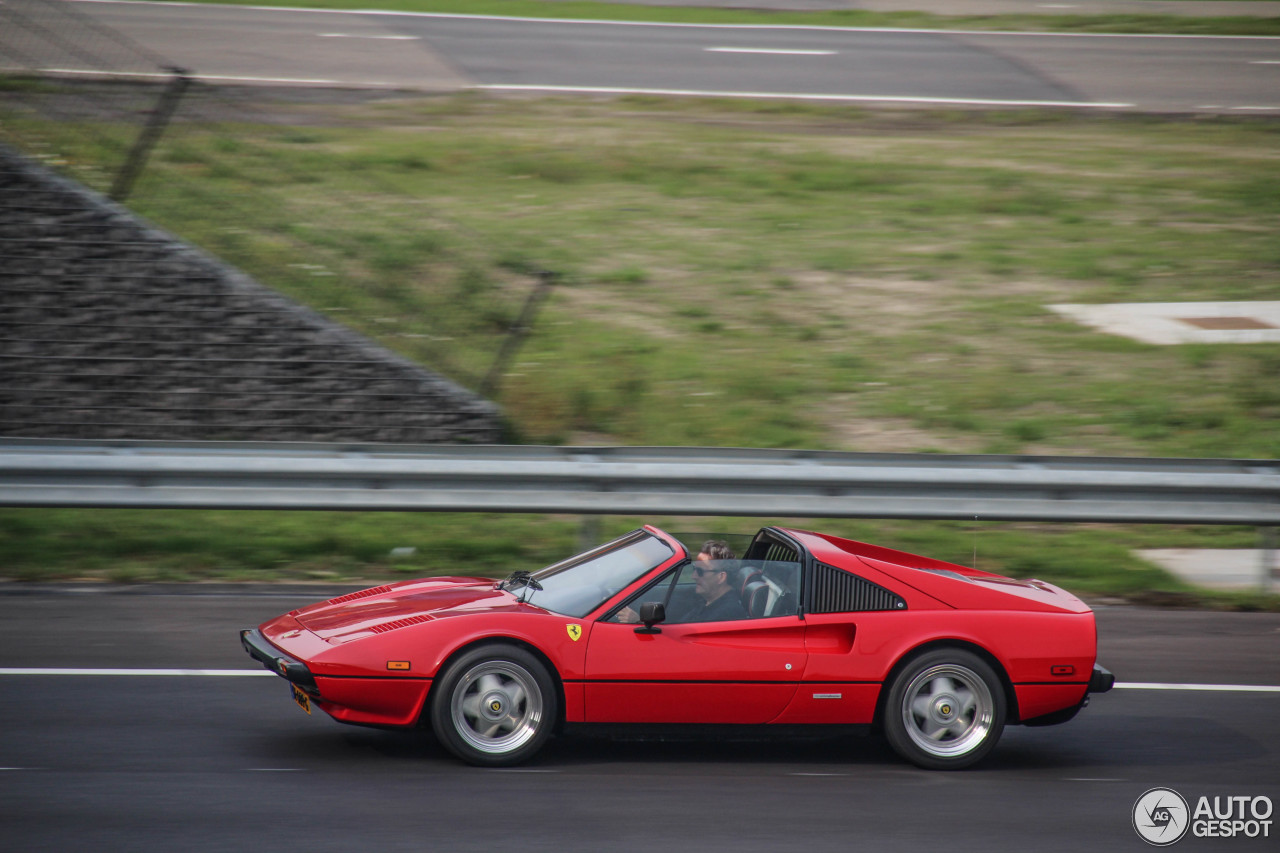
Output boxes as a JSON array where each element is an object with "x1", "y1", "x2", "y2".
[{"x1": 291, "y1": 683, "x2": 312, "y2": 715}]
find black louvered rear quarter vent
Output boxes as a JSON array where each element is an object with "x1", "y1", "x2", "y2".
[{"x1": 810, "y1": 563, "x2": 906, "y2": 613}]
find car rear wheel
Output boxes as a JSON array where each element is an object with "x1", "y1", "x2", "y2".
[
  {"x1": 883, "y1": 648, "x2": 1006, "y2": 770},
  {"x1": 430, "y1": 644, "x2": 557, "y2": 767}
]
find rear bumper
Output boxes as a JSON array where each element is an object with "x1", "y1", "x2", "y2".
[
  {"x1": 1088, "y1": 663, "x2": 1115, "y2": 694},
  {"x1": 1020, "y1": 663, "x2": 1114, "y2": 727},
  {"x1": 240, "y1": 628, "x2": 318, "y2": 693}
]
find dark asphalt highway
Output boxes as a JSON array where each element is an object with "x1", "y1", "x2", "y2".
[
  {"x1": 1, "y1": 587, "x2": 1277, "y2": 852},
  {"x1": 60, "y1": 1, "x2": 1280, "y2": 113}
]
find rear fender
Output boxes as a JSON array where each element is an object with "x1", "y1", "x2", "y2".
[{"x1": 872, "y1": 640, "x2": 1019, "y2": 730}]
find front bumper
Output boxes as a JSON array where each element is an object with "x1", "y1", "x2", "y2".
[
  {"x1": 240, "y1": 628, "x2": 318, "y2": 693},
  {"x1": 1088, "y1": 663, "x2": 1115, "y2": 694}
]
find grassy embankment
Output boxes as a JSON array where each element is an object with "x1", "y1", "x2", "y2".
[{"x1": 1, "y1": 70, "x2": 1277, "y2": 606}]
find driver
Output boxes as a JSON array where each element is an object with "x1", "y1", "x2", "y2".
[
  {"x1": 613, "y1": 539, "x2": 747, "y2": 624},
  {"x1": 676, "y1": 540, "x2": 747, "y2": 623}
]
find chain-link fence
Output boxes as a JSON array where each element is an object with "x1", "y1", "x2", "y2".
[{"x1": 0, "y1": 0, "x2": 553, "y2": 440}]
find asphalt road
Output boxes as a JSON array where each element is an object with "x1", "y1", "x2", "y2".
[
  {"x1": 55, "y1": 1, "x2": 1280, "y2": 112},
  {"x1": 1, "y1": 587, "x2": 1277, "y2": 852}
]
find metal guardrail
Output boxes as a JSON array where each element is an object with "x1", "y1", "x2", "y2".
[{"x1": 0, "y1": 439, "x2": 1277, "y2": 524}]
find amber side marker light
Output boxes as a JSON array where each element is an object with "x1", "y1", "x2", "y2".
[{"x1": 387, "y1": 661, "x2": 411, "y2": 671}]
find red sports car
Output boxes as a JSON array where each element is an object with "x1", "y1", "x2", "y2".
[{"x1": 242, "y1": 525, "x2": 1113, "y2": 769}]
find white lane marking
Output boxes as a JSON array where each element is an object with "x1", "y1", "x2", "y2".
[
  {"x1": 706, "y1": 47, "x2": 837, "y2": 56},
  {"x1": 67, "y1": 0, "x2": 1280, "y2": 41},
  {"x1": 475, "y1": 83, "x2": 1133, "y2": 109},
  {"x1": 1251, "y1": 60, "x2": 1280, "y2": 64},
  {"x1": 318, "y1": 33, "x2": 420, "y2": 41},
  {"x1": 1115, "y1": 682, "x2": 1280, "y2": 693},
  {"x1": 33, "y1": 68, "x2": 349, "y2": 85},
  {"x1": 1231, "y1": 105, "x2": 1280, "y2": 111},
  {"x1": 0, "y1": 668, "x2": 276, "y2": 676},
  {"x1": 248, "y1": 768, "x2": 304, "y2": 772}
]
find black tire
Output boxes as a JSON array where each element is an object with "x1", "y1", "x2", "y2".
[
  {"x1": 883, "y1": 648, "x2": 1006, "y2": 770},
  {"x1": 429, "y1": 644, "x2": 557, "y2": 767}
]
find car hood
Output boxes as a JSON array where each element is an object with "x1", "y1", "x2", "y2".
[{"x1": 290, "y1": 577, "x2": 521, "y2": 643}]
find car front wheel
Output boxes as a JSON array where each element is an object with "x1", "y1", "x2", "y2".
[
  {"x1": 430, "y1": 644, "x2": 557, "y2": 767},
  {"x1": 883, "y1": 648, "x2": 1006, "y2": 770}
]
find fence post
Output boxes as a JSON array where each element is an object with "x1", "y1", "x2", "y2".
[
  {"x1": 110, "y1": 66, "x2": 191, "y2": 202},
  {"x1": 480, "y1": 269, "x2": 557, "y2": 398}
]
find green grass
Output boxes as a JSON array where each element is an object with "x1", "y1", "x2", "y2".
[
  {"x1": 2, "y1": 89, "x2": 1279, "y2": 606},
  {"x1": 150, "y1": 0, "x2": 1280, "y2": 36},
  {"x1": 0, "y1": 510, "x2": 584, "y2": 583},
  {"x1": 2, "y1": 509, "x2": 1276, "y2": 609}
]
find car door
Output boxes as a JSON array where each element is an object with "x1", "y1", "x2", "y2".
[
  {"x1": 772, "y1": 560, "x2": 911, "y2": 725},
  {"x1": 581, "y1": 562, "x2": 807, "y2": 724}
]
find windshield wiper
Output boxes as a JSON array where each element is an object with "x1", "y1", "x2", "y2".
[{"x1": 497, "y1": 570, "x2": 543, "y2": 602}]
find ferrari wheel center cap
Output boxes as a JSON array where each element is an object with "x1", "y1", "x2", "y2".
[
  {"x1": 483, "y1": 692, "x2": 506, "y2": 717},
  {"x1": 933, "y1": 696, "x2": 957, "y2": 721}
]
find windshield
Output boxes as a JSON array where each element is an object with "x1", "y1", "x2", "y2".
[{"x1": 517, "y1": 530, "x2": 676, "y2": 618}]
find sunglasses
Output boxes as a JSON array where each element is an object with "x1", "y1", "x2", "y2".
[{"x1": 692, "y1": 565, "x2": 724, "y2": 577}]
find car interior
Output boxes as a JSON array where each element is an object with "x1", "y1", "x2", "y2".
[{"x1": 613, "y1": 527, "x2": 803, "y2": 623}]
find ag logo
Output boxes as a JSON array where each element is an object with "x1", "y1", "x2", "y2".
[
  {"x1": 1134, "y1": 787, "x2": 1190, "y2": 846},
  {"x1": 566, "y1": 624, "x2": 583, "y2": 642}
]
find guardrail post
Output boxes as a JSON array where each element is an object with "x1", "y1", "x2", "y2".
[
  {"x1": 1263, "y1": 526, "x2": 1277, "y2": 592},
  {"x1": 578, "y1": 515, "x2": 601, "y2": 553},
  {"x1": 110, "y1": 66, "x2": 191, "y2": 203}
]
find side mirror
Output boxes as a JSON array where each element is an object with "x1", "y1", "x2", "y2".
[{"x1": 635, "y1": 602, "x2": 666, "y2": 634}]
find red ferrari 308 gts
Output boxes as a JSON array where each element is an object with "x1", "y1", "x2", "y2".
[{"x1": 242, "y1": 525, "x2": 1113, "y2": 769}]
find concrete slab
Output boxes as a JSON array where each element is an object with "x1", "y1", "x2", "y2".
[
  {"x1": 1139, "y1": 548, "x2": 1279, "y2": 591},
  {"x1": 1049, "y1": 301, "x2": 1280, "y2": 345}
]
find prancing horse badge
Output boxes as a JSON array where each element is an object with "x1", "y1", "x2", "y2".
[{"x1": 566, "y1": 624, "x2": 583, "y2": 642}]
